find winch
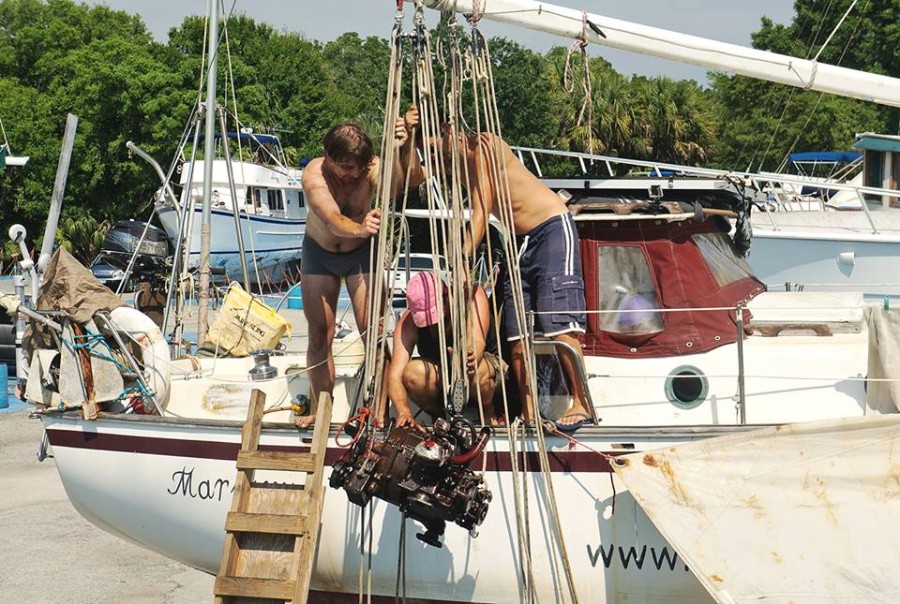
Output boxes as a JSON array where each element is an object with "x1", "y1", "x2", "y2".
[{"x1": 329, "y1": 416, "x2": 492, "y2": 548}]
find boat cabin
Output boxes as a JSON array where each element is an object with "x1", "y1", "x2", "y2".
[
  {"x1": 567, "y1": 189, "x2": 764, "y2": 358},
  {"x1": 853, "y1": 132, "x2": 900, "y2": 207}
]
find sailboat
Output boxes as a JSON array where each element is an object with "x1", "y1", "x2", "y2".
[
  {"x1": 16, "y1": 1, "x2": 900, "y2": 602},
  {"x1": 127, "y1": 7, "x2": 307, "y2": 288}
]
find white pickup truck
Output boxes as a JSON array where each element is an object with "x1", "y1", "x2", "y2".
[{"x1": 388, "y1": 253, "x2": 448, "y2": 299}]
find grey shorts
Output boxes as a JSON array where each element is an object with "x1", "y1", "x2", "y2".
[
  {"x1": 503, "y1": 213, "x2": 586, "y2": 340},
  {"x1": 301, "y1": 236, "x2": 371, "y2": 278}
]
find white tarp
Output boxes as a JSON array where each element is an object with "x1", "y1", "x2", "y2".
[
  {"x1": 864, "y1": 305, "x2": 900, "y2": 413},
  {"x1": 612, "y1": 415, "x2": 900, "y2": 603}
]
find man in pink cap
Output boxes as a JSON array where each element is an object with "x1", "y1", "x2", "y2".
[{"x1": 386, "y1": 271, "x2": 502, "y2": 428}]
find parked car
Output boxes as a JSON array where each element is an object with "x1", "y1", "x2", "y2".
[{"x1": 388, "y1": 253, "x2": 448, "y2": 298}]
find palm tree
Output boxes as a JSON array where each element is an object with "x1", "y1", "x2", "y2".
[{"x1": 56, "y1": 213, "x2": 110, "y2": 265}]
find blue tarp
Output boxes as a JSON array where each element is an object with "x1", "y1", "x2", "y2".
[{"x1": 789, "y1": 151, "x2": 861, "y2": 163}]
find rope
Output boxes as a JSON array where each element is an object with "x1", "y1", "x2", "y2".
[{"x1": 563, "y1": 11, "x2": 595, "y2": 156}]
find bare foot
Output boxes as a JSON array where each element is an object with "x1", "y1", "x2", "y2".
[{"x1": 294, "y1": 414, "x2": 316, "y2": 429}]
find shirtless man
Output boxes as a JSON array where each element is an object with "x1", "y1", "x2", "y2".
[
  {"x1": 299, "y1": 110, "x2": 423, "y2": 426},
  {"x1": 443, "y1": 125, "x2": 592, "y2": 432},
  {"x1": 387, "y1": 272, "x2": 502, "y2": 430}
]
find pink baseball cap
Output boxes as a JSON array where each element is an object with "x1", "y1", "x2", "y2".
[{"x1": 406, "y1": 272, "x2": 443, "y2": 328}]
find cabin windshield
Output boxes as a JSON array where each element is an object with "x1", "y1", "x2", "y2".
[
  {"x1": 692, "y1": 232, "x2": 754, "y2": 287},
  {"x1": 597, "y1": 245, "x2": 664, "y2": 336}
]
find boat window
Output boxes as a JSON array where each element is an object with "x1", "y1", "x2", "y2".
[
  {"x1": 298, "y1": 192, "x2": 305, "y2": 208},
  {"x1": 597, "y1": 245, "x2": 664, "y2": 335},
  {"x1": 267, "y1": 189, "x2": 284, "y2": 212},
  {"x1": 692, "y1": 232, "x2": 754, "y2": 287},
  {"x1": 246, "y1": 187, "x2": 259, "y2": 207}
]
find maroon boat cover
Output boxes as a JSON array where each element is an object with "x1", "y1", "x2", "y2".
[{"x1": 578, "y1": 218, "x2": 763, "y2": 358}]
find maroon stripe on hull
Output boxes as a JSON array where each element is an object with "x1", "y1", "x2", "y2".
[
  {"x1": 46, "y1": 427, "x2": 619, "y2": 473},
  {"x1": 309, "y1": 592, "x2": 491, "y2": 604}
]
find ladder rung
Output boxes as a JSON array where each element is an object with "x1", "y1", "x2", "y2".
[
  {"x1": 214, "y1": 576, "x2": 294, "y2": 599},
  {"x1": 236, "y1": 450, "x2": 316, "y2": 472},
  {"x1": 226, "y1": 511, "x2": 308, "y2": 535}
]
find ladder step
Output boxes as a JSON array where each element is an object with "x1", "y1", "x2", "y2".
[
  {"x1": 214, "y1": 576, "x2": 294, "y2": 599},
  {"x1": 236, "y1": 450, "x2": 316, "y2": 472},
  {"x1": 225, "y1": 511, "x2": 308, "y2": 535}
]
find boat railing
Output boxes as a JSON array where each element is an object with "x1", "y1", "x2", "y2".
[
  {"x1": 511, "y1": 145, "x2": 737, "y2": 180},
  {"x1": 512, "y1": 145, "x2": 900, "y2": 235}
]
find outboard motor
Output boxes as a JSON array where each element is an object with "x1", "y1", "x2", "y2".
[
  {"x1": 90, "y1": 220, "x2": 170, "y2": 289},
  {"x1": 330, "y1": 417, "x2": 492, "y2": 548}
]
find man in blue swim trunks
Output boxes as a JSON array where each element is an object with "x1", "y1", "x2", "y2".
[
  {"x1": 299, "y1": 109, "x2": 424, "y2": 426},
  {"x1": 440, "y1": 126, "x2": 591, "y2": 431}
]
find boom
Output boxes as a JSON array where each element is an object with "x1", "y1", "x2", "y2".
[{"x1": 421, "y1": 0, "x2": 900, "y2": 108}]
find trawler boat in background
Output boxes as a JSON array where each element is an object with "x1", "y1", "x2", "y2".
[
  {"x1": 750, "y1": 133, "x2": 900, "y2": 299},
  {"x1": 155, "y1": 131, "x2": 306, "y2": 285}
]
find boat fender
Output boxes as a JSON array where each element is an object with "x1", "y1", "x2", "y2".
[{"x1": 109, "y1": 306, "x2": 171, "y2": 406}]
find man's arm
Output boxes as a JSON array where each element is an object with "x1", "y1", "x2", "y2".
[
  {"x1": 303, "y1": 160, "x2": 379, "y2": 239},
  {"x1": 387, "y1": 311, "x2": 419, "y2": 428},
  {"x1": 465, "y1": 287, "x2": 491, "y2": 379},
  {"x1": 463, "y1": 135, "x2": 498, "y2": 258},
  {"x1": 390, "y1": 106, "x2": 426, "y2": 197}
]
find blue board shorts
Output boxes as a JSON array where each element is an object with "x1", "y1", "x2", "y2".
[
  {"x1": 301, "y1": 236, "x2": 371, "y2": 278},
  {"x1": 503, "y1": 213, "x2": 586, "y2": 340}
]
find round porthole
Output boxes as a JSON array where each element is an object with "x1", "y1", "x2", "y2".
[{"x1": 664, "y1": 365, "x2": 708, "y2": 409}]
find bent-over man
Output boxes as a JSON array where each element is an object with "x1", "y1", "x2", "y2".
[
  {"x1": 439, "y1": 124, "x2": 592, "y2": 432},
  {"x1": 387, "y1": 271, "x2": 502, "y2": 429}
]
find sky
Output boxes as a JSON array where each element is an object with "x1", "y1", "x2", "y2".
[{"x1": 87, "y1": 0, "x2": 795, "y2": 83}]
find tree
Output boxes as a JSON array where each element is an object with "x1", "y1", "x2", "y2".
[{"x1": 711, "y1": 0, "x2": 897, "y2": 170}]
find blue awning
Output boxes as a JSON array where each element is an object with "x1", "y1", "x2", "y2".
[
  {"x1": 197, "y1": 131, "x2": 281, "y2": 145},
  {"x1": 789, "y1": 151, "x2": 861, "y2": 163}
]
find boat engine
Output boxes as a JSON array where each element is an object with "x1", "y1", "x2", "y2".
[{"x1": 329, "y1": 417, "x2": 492, "y2": 548}]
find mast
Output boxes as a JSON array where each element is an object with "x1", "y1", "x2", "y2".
[
  {"x1": 420, "y1": 0, "x2": 900, "y2": 108},
  {"x1": 197, "y1": 0, "x2": 218, "y2": 347}
]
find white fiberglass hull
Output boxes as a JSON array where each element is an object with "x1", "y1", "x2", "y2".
[
  {"x1": 43, "y1": 413, "x2": 725, "y2": 603},
  {"x1": 748, "y1": 210, "x2": 900, "y2": 299}
]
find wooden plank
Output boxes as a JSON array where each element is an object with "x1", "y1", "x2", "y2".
[
  {"x1": 214, "y1": 576, "x2": 295, "y2": 599},
  {"x1": 237, "y1": 450, "x2": 316, "y2": 472},
  {"x1": 239, "y1": 388, "x2": 267, "y2": 453},
  {"x1": 216, "y1": 389, "x2": 267, "y2": 585},
  {"x1": 225, "y1": 511, "x2": 308, "y2": 535},
  {"x1": 290, "y1": 392, "x2": 333, "y2": 604}
]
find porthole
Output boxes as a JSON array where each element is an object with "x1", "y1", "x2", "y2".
[{"x1": 664, "y1": 365, "x2": 708, "y2": 409}]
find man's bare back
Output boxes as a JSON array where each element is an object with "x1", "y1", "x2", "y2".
[
  {"x1": 483, "y1": 137, "x2": 568, "y2": 236},
  {"x1": 452, "y1": 133, "x2": 568, "y2": 256}
]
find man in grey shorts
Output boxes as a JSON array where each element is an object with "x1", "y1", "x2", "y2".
[{"x1": 298, "y1": 109, "x2": 424, "y2": 427}]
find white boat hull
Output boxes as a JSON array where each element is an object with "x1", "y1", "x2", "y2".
[
  {"x1": 44, "y1": 413, "x2": 728, "y2": 602},
  {"x1": 158, "y1": 157, "x2": 307, "y2": 283},
  {"x1": 749, "y1": 210, "x2": 900, "y2": 299},
  {"x1": 157, "y1": 205, "x2": 304, "y2": 282}
]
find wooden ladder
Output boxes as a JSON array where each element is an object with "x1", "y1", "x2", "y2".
[{"x1": 213, "y1": 389, "x2": 333, "y2": 603}]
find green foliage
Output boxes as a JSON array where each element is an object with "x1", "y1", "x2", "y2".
[
  {"x1": 711, "y1": 0, "x2": 897, "y2": 169},
  {"x1": 55, "y1": 211, "x2": 109, "y2": 265},
  {"x1": 0, "y1": 0, "x2": 895, "y2": 248}
]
